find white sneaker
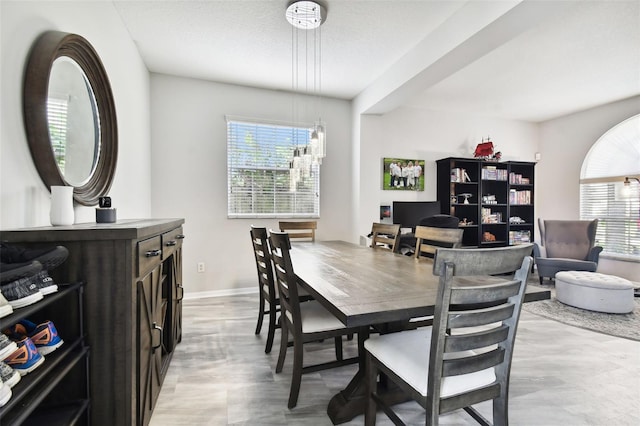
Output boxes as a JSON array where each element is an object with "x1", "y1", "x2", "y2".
[
  {"x1": 0, "y1": 377, "x2": 11, "y2": 407},
  {"x1": 0, "y1": 362, "x2": 20, "y2": 389},
  {"x1": 0, "y1": 334, "x2": 17, "y2": 361},
  {"x1": 0, "y1": 291, "x2": 12, "y2": 318}
]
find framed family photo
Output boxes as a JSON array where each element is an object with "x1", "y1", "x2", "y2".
[{"x1": 382, "y1": 158, "x2": 425, "y2": 191}]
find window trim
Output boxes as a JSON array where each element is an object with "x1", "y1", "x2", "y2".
[{"x1": 579, "y1": 114, "x2": 640, "y2": 260}]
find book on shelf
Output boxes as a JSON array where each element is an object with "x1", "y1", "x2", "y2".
[
  {"x1": 482, "y1": 166, "x2": 507, "y2": 181},
  {"x1": 451, "y1": 168, "x2": 471, "y2": 183},
  {"x1": 509, "y1": 230, "x2": 531, "y2": 245},
  {"x1": 509, "y1": 189, "x2": 531, "y2": 205},
  {"x1": 481, "y1": 208, "x2": 502, "y2": 223},
  {"x1": 509, "y1": 172, "x2": 530, "y2": 184}
]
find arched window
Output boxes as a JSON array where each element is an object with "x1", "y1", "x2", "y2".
[{"x1": 580, "y1": 114, "x2": 640, "y2": 258}]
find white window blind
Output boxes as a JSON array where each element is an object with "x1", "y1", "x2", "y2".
[
  {"x1": 580, "y1": 181, "x2": 640, "y2": 256},
  {"x1": 227, "y1": 119, "x2": 319, "y2": 218},
  {"x1": 47, "y1": 96, "x2": 69, "y2": 173},
  {"x1": 580, "y1": 114, "x2": 640, "y2": 257}
]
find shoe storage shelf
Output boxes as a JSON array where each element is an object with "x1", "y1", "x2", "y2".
[
  {"x1": 436, "y1": 157, "x2": 535, "y2": 248},
  {"x1": 1, "y1": 218, "x2": 185, "y2": 426},
  {"x1": 0, "y1": 282, "x2": 89, "y2": 426}
]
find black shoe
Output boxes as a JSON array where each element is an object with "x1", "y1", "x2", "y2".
[
  {"x1": 0, "y1": 244, "x2": 68, "y2": 271},
  {"x1": 0, "y1": 261, "x2": 43, "y2": 284},
  {"x1": 0, "y1": 275, "x2": 43, "y2": 309},
  {"x1": 32, "y1": 270, "x2": 58, "y2": 295}
]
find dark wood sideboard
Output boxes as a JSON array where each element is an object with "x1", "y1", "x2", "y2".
[{"x1": 1, "y1": 218, "x2": 185, "y2": 426}]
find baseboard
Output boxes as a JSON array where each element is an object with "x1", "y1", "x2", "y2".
[{"x1": 183, "y1": 286, "x2": 258, "y2": 301}]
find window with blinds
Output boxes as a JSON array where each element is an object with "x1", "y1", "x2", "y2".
[
  {"x1": 580, "y1": 181, "x2": 639, "y2": 256},
  {"x1": 227, "y1": 119, "x2": 319, "y2": 218},
  {"x1": 47, "y1": 96, "x2": 69, "y2": 173},
  {"x1": 580, "y1": 114, "x2": 640, "y2": 258}
]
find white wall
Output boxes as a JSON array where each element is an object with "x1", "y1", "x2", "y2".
[
  {"x1": 0, "y1": 1, "x2": 151, "y2": 229},
  {"x1": 149, "y1": 74, "x2": 353, "y2": 295},
  {"x1": 358, "y1": 107, "x2": 539, "y2": 239},
  {"x1": 538, "y1": 95, "x2": 640, "y2": 281}
]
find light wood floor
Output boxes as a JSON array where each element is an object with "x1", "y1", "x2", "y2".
[{"x1": 150, "y1": 294, "x2": 640, "y2": 425}]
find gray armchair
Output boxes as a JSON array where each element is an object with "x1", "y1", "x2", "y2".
[{"x1": 533, "y1": 218, "x2": 603, "y2": 284}]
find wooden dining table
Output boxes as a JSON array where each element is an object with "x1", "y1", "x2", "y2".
[{"x1": 289, "y1": 240, "x2": 550, "y2": 424}]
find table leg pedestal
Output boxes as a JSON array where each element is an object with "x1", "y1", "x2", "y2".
[{"x1": 327, "y1": 370, "x2": 410, "y2": 424}]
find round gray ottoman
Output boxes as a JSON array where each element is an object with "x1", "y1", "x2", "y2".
[{"x1": 555, "y1": 271, "x2": 635, "y2": 314}]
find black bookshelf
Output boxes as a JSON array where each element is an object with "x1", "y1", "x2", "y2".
[{"x1": 436, "y1": 157, "x2": 535, "y2": 247}]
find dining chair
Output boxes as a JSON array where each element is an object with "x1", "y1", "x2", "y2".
[
  {"x1": 249, "y1": 226, "x2": 282, "y2": 354},
  {"x1": 250, "y1": 226, "x2": 313, "y2": 353},
  {"x1": 269, "y1": 230, "x2": 360, "y2": 409},
  {"x1": 370, "y1": 223, "x2": 401, "y2": 252},
  {"x1": 414, "y1": 225, "x2": 464, "y2": 259},
  {"x1": 365, "y1": 248, "x2": 532, "y2": 425},
  {"x1": 432, "y1": 244, "x2": 534, "y2": 276},
  {"x1": 278, "y1": 221, "x2": 317, "y2": 242}
]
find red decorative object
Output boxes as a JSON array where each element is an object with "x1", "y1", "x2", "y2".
[{"x1": 474, "y1": 141, "x2": 494, "y2": 158}]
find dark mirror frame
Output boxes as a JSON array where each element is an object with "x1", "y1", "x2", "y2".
[{"x1": 23, "y1": 31, "x2": 117, "y2": 206}]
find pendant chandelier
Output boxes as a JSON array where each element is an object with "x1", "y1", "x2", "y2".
[{"x1": 286, "y1": 0, "x2": 326, "y2": 189}]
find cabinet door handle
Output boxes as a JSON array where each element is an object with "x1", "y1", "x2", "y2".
[
  {"x1": 145, "y1": 249, "x2": 162, "y2": 257},
  {"x1": 152, "y1": 323, "x2": 163, "y2": 350},
  {"x1": 165, "y1": 240, "x2": 177, "y2": 246},
  {"x1": 176, "y1": 234, "x2": 185, "y2": 239},
  {"x1": 176, "y1": 284, "x2": 184, "y2": 301}
]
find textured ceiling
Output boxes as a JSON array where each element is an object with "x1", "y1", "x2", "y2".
[{"x1": 113, "y1": 0, "x2": 640, "y2": 122}]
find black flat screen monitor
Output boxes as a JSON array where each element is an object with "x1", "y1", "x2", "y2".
[{"x1": 392, "y1": 201, "x2": 441, "y2": 231}]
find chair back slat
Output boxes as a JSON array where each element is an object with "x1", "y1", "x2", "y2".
[
  {"x1": 442, "y1": 347, "x2": 506, "y2": 377},
  {"x1": 445, "y1": 325, "x2": 510, "y2": 353},
  {"x1": 279, "y1": 221, "x2": 317, "y2": 242},
  {"x1": 449, "y1": 280, "x2": 521, "y2": 305},
  {"x1": 370, "y1": 223, "x2": 401, "y2": 252},
  {"x1": 433, "y1": 244, "x2": 533, "y2": 276},
  {"x1": 414, "y1": 225, "x2": 463, "y2": 258},
  {"x1": 448, "y1": 304, "x2": 515, "y2": 329}
]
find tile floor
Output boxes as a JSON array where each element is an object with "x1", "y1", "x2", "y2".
[{"x1": 150, "y1": 294, "x2": 639, "y2": 426}]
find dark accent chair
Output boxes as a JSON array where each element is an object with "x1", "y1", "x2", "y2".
[
  {"x1": 419, "y1": 214, "x2": 460, "y2": 229},
  {"x1": 365, "y1": 248, "x2": 532, "y2": 425},
  {"x1": 269, "y1": 230, "x2": 360, "y2": 409},
  {"x1": 533, "y1": 219, "x2": 603, "y2": 284}
]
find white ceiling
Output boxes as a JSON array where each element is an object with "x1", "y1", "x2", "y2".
[{"x1": 113, "y1": 0, "x2": 640, "y2": 122}]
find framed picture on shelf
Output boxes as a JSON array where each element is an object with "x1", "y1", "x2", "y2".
[
  {"x1": 382, "y1": 158, "x2": 425, "y2": 190},
  {"x1": 380, "y1": 205, "x2": 391, "y2": 222}
]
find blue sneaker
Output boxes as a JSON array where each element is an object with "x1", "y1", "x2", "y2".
[
  {"x1": 8, "y1": 319, "x2": 64, "y2": 356},
  {"x1": 2, "y1": 336, "x2": 44, "y2": 376}
]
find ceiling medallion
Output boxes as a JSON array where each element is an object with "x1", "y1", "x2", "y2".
[{"x1": 286, "y1": 1, "x2": 326, "y2": 29}]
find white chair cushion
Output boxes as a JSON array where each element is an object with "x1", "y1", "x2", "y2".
[
  {"x1": 365, "y1": 328, "x2": 496, "y2": 397},
  {"x1": 285, "y1": 300, "x2": 346, "y2": 333}
]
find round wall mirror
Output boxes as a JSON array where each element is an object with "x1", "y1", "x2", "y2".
[{"x1": 23, "y1": 31, "x2": 117, "y2": 206}]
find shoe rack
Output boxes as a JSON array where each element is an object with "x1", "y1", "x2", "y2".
[{"x1": 0, "y1": 282, "x2": 89, "y2": 425}]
